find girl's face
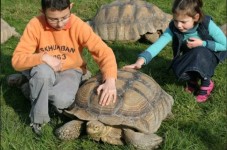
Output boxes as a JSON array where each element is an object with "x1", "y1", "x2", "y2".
[
  {"x1": 44, "y1": 7, "x2": 71, "y2": 30},
  {"x1": 173, "y1": 13, "x2": 199, "y2": 32}
]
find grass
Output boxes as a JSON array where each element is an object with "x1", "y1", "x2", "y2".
[{"x1": 1, "y1": 0, "x2": 227, "y2": 150}]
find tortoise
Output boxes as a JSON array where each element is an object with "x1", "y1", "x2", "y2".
[
  {"x1": 1, "y1": 18, "x2": 20, "y2": 44},
  {"x1": 55, "y1": 69, "x2": 174, "y2": 150},
  {"x1": 87, "y1": 0, "x2": 172, "y2": 43},
  {"x1": 220, "y1": 23, "x2": 227, "y2": 36}
]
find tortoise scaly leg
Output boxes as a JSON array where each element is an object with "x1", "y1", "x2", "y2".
[
  {"x1": 123, "y1": 128, "x2": 163, "y2": 150},
  {"x1": 55, "y1": 120, "x2": 84, "y2": 140},
  {"x1": 87, "y1": 120, "x2": 124, "y2": 145},
  {"x1": 144, "y1": 32, "x2": 160, "y2": 43}
]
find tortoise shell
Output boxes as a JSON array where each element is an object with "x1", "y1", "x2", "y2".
[
  {"x1": 65, "y1": 69, "x2": 174, "y2": 134},
  {"x1": 90, "y1": 0, "x2": 172, "y2": 42},
  {"x1": 220, "y1": 23, "x2": 227, "y2": 36}
]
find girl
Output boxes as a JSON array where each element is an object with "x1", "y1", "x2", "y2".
[{"x1": 123, "y1": 0, "x2": 227, "y2": 102}]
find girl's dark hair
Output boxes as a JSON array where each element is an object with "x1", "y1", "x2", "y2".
[
  {"x1": 172, "y1": 0, "x2": 204, "y2": 23},
  {"x1": 41, "y1": 0, "x2": 70, "y2": 12}
]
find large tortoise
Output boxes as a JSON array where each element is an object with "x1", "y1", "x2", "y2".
[
  {"x1": 56, "y1": 69, "x2": 174, "y2": 150},
  {"x1": 88, "y1": 0, "x2": 172, "y2": 43}
]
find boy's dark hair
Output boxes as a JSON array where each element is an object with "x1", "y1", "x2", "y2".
[
  {"x1": 172, "y1": 0, "x2": 204, "y2": 23},
  {"x1": 41, "y1": 0, "x2": 70, "y2": 12}
]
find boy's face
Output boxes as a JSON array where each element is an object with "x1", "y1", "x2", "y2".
[{"x1": 44, "y1": 7, "x2": 71, "y2": 30}]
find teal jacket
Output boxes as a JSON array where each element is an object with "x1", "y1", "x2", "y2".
[{"x1": 139, "y1": 16, "x2": 227, "y2": 64}]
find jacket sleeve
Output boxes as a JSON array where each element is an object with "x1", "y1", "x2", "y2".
[
  {"x1": 204, "y1": 20, "x2": 227, "y2": 51},
  {"x1": 139, "y1": 28, "x2": 173, "y2": 65},
  {"x1": 12, "y1": 18, "x2": 43, "y2": 71},
  {"x1": 77, "y1": 21, "x2": 117, "y2": 80}
]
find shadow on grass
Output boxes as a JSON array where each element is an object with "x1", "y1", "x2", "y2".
[
  {"x1": 1, "y1": 40, "x2": 30, "y2": 126},
  {"x1": 2, "y1": 77, "x2": 31, "y2": 125},
  {"x1": 0, "y1": 39, "x2": 31, "y2": 126}
]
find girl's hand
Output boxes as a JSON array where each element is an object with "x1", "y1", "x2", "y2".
[
  {"x1": 123, "y1": 58, "x2": 145, "y2": 69},
  {"x1": 42, "y1": 53, "x2": 63, "y2": 72},
  {"x1": 97, "y1": 78, "x2": 117, "y2": 106},
  {"x1": 187, "y1": 37, "x2": 203, "y2": 49}
]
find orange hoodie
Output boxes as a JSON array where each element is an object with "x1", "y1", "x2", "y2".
[{"x1": 12, "y1": 14, "x2": 117, "y2": 80}]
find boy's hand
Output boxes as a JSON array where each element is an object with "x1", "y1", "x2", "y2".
[
  {"x1": 123, "y1": 58, "x2": 144, "y2": 69},
  {"x1": 42, "y1": 53, "x2": 63, "y2": 72},
  {"x1": 97, "y1": 78, "x2": 117, "y2": 106},
  {"x1": 187, "y1": 37, "x2": 203, "y2": 49}
]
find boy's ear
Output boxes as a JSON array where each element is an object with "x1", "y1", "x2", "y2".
[
  {"x1": 193, "y1": 13, "x2": 200, "y2": 21},
  {"x1": 39, "y1": 9, "x2": 44, "y2": 14},
  {"x1": 70, "y1": 3, "x2": 74, "y2": 10}
]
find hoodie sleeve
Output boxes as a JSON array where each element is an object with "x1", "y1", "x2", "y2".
[
  {"x1": 77, "y1": 21, "x2": 117, "y2": 80},
  {"x1": 12, "y1": 17, "x2": 44, "y2": 71}
]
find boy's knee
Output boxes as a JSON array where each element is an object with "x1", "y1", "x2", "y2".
[
  {"x1": 52, "y1": 92, "x2": 75, "y2": 109},
  {"x1": 30, "y1": 64, "x2": 54, "y2": 79}
]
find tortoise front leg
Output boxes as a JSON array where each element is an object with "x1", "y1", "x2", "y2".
[
  {"x1": 123, "y1": 128, "x2": 163, "y2": 150},
  {"x1": 86, "y1": 120, "x2": 124, "y2": 145},
  {"x1": 144, "y1": 32, "x2": 160, "y2": 43},
  {"x1": 55, "y1": 120, "x2": 84, "y2": 140}
]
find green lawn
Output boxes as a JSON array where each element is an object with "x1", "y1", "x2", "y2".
[{"x1": 1, "y1": 0, "x2": 226, "y2": 150}]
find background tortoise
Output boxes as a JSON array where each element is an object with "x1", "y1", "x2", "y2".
[
  {"x1": 220, "y1": 23, "x2": 227, "y2": 36},
  {"x1": 56, "y1": 69, "x2": 174, "y2": 150},
  {"x1": 1, "y1": 18, "x2": 20, "y2": 44},
  {"x1": 88, "y1": 0, "x2": 172, "y2": 43}
]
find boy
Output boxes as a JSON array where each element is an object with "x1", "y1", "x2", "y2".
[{"x1": 11, "y1": 0, "x2": 117, "y2": 135}]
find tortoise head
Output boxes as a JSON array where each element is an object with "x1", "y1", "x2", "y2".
[{"x1": 86, "y1": 120, "x2": 112, "y2": 141}]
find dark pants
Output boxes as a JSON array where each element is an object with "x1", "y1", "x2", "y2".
[{"x1": 171, "y1": 47, "x2": 225, "y2": 81}]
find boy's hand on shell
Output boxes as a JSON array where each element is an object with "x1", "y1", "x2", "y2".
[{"x1": 97, "y1": 78, "x2": 117, "y2": 106}]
